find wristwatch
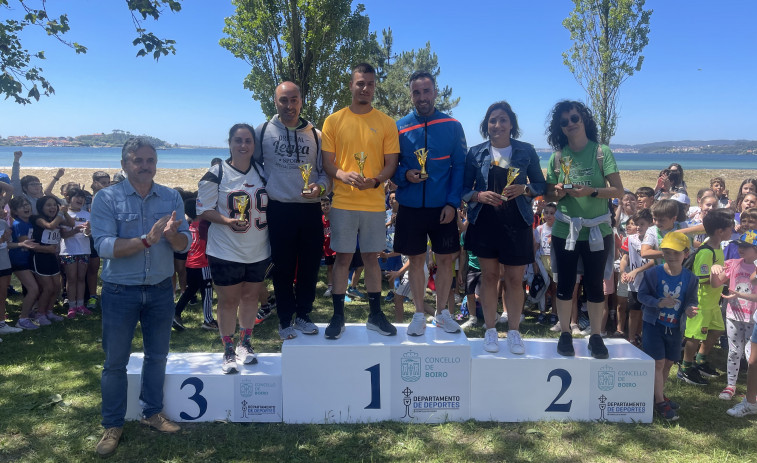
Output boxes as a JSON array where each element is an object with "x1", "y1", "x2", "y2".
[
  {"x1": 372, "y1": 178, "x2": 381, "y2": 189},
  {"x1": 591, "y1": 188, "x2": 599, "y2": 198},
  {"x1": 523, "y1": 185, "x2": 531, "y2": 196},
  {"x1": 140, "y1": 234, "x2": 151, "y2": 248}
]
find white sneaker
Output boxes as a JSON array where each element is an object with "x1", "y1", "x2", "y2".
[
  {"x1": 323, "y1": 287, "x2": 332, "y2": 297},
  {"x1": 407, "y1": 313, "x2": 426, "y2": 336},
  {"x1": 435, "y1": 310, "x2": 461, "y2": 333},
  {"x1": 460, "y1": 316, "x2": 478, "y2": 329},
  {"x1": 497, "y1": 312, "x2": 509, "y2": 325},
  {"x1": 484, "y1": 328, "x2": 499, "y2": 353},
  {"x1": 549, "y1": 322, "x2": 562, "y2": 332},
  {"x1": 507, "y1": 330, "x2": 525, "y2": 355},
  {"x1": 580, "y1": 326, "x2": 592, "y2": 336},
  {"x1": 0, "y1": 322, "x2": 22, "y2": 334},
  {"x1": 571, "y1": 324, "x2": 582, "y2": 336},
  {"x1": 222, "y1": 348, "x2": 238, "y2": 374},
  {"x1": 727, "y1": 398, "x2": 757, "y2": 417}
]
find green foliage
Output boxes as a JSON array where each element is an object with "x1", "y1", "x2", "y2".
[
  {"x1": 562, "y1": 0, "x2": 652, "y2": 144},
  {"x1": 372, "y1": 28, "x2": 459, "y2": 120},
  {"x1": 73, "y1": 129, "x2": 171, "y2": 148},
  {"x1": 220, "y1": 0, "x2": 378, "y2": 128},
  {"x1": 0, "y1": 0, "x2": 181, "y2": 105}
]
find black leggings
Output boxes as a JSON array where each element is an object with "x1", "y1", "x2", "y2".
[
  {"x1": 175, "y1": 266, "x2": 214, "y2": 323},
  {"x1": 552, "y1": 234, "x2": 612, "y2": 304}
]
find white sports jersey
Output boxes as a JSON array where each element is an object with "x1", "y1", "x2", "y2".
[
  {"x1": 627, "y1": 234, "x2": 649, "y2": 291},
  {"x1": 197, "y1": 160, "x2": 270, "y2": 264}
]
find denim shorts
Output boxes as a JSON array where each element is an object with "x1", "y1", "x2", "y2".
[
  {"x1": 642, "y1": 321, "x2": 682, "y2": 362},
  {"x1": 750, "y1": 322, "x2": 757, "y2": 344}
]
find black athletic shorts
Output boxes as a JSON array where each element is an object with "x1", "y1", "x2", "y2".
[
  {"x1": 324, "y1": 254, "x2": 336, "y2": 266},
  {"x1": 464, "y1": 203, "x2": 534, "y2": 266},
  {"x1": 627, "y1": 290, "x2": 641, "y2": 311},
  {"x1": 33, "y1": 253, "x2": 60, "y2": 277},
  {"x1": 174, "y1": 251, "x2": 188, "y2": 261},
  {"x1": 208, "y1": 255, "x2": 272, "y2": 287},
  {"x1": 466, "y1": 268, "x2": 482, "y2": 295},
  {"x1": 394, "y1": 204, "x2": 460, "y2": 256}
]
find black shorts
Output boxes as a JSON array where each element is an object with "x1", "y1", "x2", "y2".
[
  {"x1": 394, "y1": 205, "x2": 460, "y2": 256},
  {"x1": 627, "y1": 290, "x2": 641, "y2": 311},
  {"x1": 0, "y1": 267, "x2": 12, "y2": 277},
  {"x1": 464, "y1": 203, "x2": 534, "y2": 266},
  {"x1": 174, "y1": 251, "x2": 188, "y2": 261},
  {"x1": 324, "y1": 254, "x2": 336, "y2": 266},
  {"x1": 349, "y1": 251, "x2": 364, "y2": 270},
  {"x1": 33, "y1": 253, "x2": 60, "y2": 276},
  {"x1": 466, "y1": 269, "x2": 482, "y2": 295},
  {"x1": 208, "y1": 255, "x2": 272, "y2": 287},
  {"x1": 89, "y1": 235, "x2": 99, "y2": 258}
]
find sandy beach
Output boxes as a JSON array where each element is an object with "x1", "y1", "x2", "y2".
[{"x1": 2, "y1": 166, "x2": 754, "y2": 199}]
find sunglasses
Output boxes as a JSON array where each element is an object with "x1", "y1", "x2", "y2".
[{"x1": 560, "y1": 114, "x2": 581, "y2": 127}]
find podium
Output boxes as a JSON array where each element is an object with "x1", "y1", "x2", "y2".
[{"x1": 125, "y1": 329, "x2": 653, "y2": 424}]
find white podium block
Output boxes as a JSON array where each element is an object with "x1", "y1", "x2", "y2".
[
  {"x1": 126, "y1": 352, "x2": 282, "y2": 423},
  {"x1": 470, "y1": 338, "x2": 653, "y2": 423},
  {"x1": 282, "y1": 323, "x2": 470, "y2": 423}
]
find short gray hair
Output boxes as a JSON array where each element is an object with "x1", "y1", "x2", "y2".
[{"x1": 121, "y1": 137, "x2": 157, "y2": 162}]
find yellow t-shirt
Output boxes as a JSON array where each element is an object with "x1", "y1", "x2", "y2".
[{"x1": 322, "y1": 107, "x2": 399, "y2": 212}]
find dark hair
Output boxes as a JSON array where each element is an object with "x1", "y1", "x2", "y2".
[
  {"x1": 352, "y1": 62, "x2": 375, "y2": 76},
  {"x1": 184, "y1": 198, "x2": 197, "y2": 220},
  {"x1": 9, "y1": 196, "x2": 30, "y2": 212},
  {"x1": 228, "y1": 123, "x2": 256, "y2": 145},
  {"x1": 710, "y1": 176, "x2": 726, "y2": 188},
  {"x1": 741, "y1": 208, "x2": 757, "y2": 223},
  {"x1": 736, "y1": 192, "x2": 757, "y2": 212},
  {"x1": 409, "y1": 70, "x2": 435, "y2": 87},
  {"x1": 737, "y1": 178, "x2": 757, "y2": 198},
  {"x1": 210, "y1": 157, "x2": 223, "y2": 166},
  {"x1": 92, "y1": 171, "x2": 110, "y2": 181},
  {"x1": 667, "y1": 163, "x2": 685, "y2": 187},
  {"x1": 64, "y1": 187, "x2": 86, "y2": 202},
  {"x1": 543, "y1": 202, "x2": 557, "y2": 212},
  {"x1": 546, "y1": 100, "x2": 598, "y2": 150},
  {"x1": 35, "y1": 195, "x2": 59, "y2": 220},
  {"x1": 696, "y1": 187, "x2": 715, "y2": 201},
  {"x1": 480, "y1": 101, "x2": 520, "y2": 139},
  {"x1": 121, "y1": 137, "x2": 156, "y2": 162},
  {"x1": 651, "y1": 199, "x2": 679, "y2": 220},
  {"x1": 635, "y1": 186, "x2": 655, "y2": 198},
  {"x1": 20, "y1": 175, "x2": 40, "y2": 193},
  {"x1": 632, "y1": 208, "x2": 653, "y2": 224},
  {"x1": 703, "y1": 208, "x2": 734, "y2": 236}
]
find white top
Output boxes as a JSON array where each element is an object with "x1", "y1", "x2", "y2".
[
  {"x1": 490, "y1": 145, "x2": 513, "y2": 168},
  {"x1": 534, "y1": 223, "x2": 552, "y2": 257},
  {"x1": 626, "y1": 234, "x2": 650, "y2": 292},
  {"x1": 60, "y1": 209, "x2": 91, "y2": 256}
]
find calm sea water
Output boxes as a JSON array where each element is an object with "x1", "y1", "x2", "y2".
[{"x1": 0, "y1": 146, "x2": 754, "y2": 171}]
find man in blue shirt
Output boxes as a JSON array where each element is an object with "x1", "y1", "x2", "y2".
[
  {"x1": 91, "y1": 137, "x2": 190, "y2": 458},
  {"x1": 393, "y1": 71, "x2": 467, "y2": 336}
]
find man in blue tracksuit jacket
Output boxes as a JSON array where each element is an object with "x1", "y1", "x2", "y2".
[{"x1": 392, "y1": 71, "x2": 467, "y2": 336}]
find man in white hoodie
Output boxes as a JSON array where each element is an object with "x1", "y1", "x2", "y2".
[{"x1": 255, "y1": 81, "x2": 331, "y2": 340}]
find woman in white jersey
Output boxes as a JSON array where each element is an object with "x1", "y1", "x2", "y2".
[{"x1": 197, "y1": 123, "x2": 271, "y2": 374}]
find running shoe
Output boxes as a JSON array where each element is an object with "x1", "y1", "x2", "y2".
[
  {"x1": 384, "y1": 291, "x2": 394, "y2": 303},
  {"x1": 172, "y1": 316, "x2": 186, "y2": 332},
  {"x1": 188, "y1": 295, "x2": 199, "y2": 306},
  {"x1": 324, "y1": 313, "x2": 345, "y2": 340},
  {"x1": 460, "y1": 316, "x2": 479, "y2": 330},
  {"x1": 33, "y1": 313, "x2": 51, "y2": 326},
  {"x1": 255, "y1": 304, "x2": 274, "y2": 325},
  {"x1": 16, "y1": 318, "x2": 39, "y2": 330},
  {"x1": 67, "y1": 307, "x2": 77, "y2": 319},
  {"x1": 588, "y1": 334, "x2": 609, "y2": 359},
  {"x1": 655, "y1": 401, "x2": 679, "y2": 421},
  {"x1": 484, "y1": 328, "x2": 499, "y2": 353},
  {"x1": 222, "y1": 346, "x2": 238, "y2": 374},
  {"x1": 557, "y1": 331, "x2": 575, "y2": 357},
  {"x1": 664, "y1": 395, "x2": 680, "y2": 410},
  {"x1": 0, "y1": 322, "x2": 22, "y2": 334},
  {"x1": 86, "y1": 297, "x2": 98, "y2": 310},
  {"x1": 507, "y1": 330, "x2": 525, "y2": 355},
  {"x1": 536, "y1": 313, "x2": 548, "y2": 325},
  {"x1": 201, "y1": 320, "x2": 219, "y2": 331},
  {"x1": 696, "y1": 363, "x2": 721, "y2": 378},
  {"x1": 366, "y1": 311, "x2": 397, "y2": 336},
  {"x1": 719, "y1": 386, "x2": 736, "y2": 400},
  {"x1": 347, "y1": 287, "x2": 366, "y2": 299},
  {"x1": 76, "y1": 306, "x2": 93, "y2": 316},
  {"x1": 236, "y1": 340, "x2": 257, "y2": 365},
  {"x1": 407, "y1": 313, "x2": 426, "y2": 336},
  {"x1": 294, "y1": 315, "x2": 318, "y2": 335},
  {"x1": 677, "y1": 366, "x2": 708, "y2": 386},
  {"x1": 278, "y1": 324, "x2": 297, "y2": 340},
  {"x1": 435, "y1": 310, "x2": 461, "y2": 333},
  {"x1": 727, "y1": 398, "x2": 757, "y2": 417},
  {"x1": 45, "y1": 312, "x2": 65, "y2": 322},
  {"x1": 323, "y1": 287, "x2": 332, "y2": 297}
]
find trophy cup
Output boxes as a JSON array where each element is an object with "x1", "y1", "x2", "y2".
[
  {"x1": 560, "y1": 157, "x2": 573, "y2": 189},
  {"x1": 234, "y1": 195, "x2": 249, "y2": 224},
  {"x1": 354, "y1": 152, "x2": 367, "y2": 177},
  {"x1": 500, "y1": 167, "x2": 520, "y2": 201},
  {"x1": 414, "y1": 148, "x2": 428, "y2": 179},
  {"x1": 299, "y1": 163, "x2": 313, "y2": 194}
]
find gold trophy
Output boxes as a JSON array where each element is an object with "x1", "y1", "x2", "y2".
[
  {"x1": 299, "y1": 163, "x2": 313, "y2": 194},
  {"x1": 234, "y1": 195, "x2": 249, "y2": 224},
  {"x1": 560, "y1": 157, "x2": 574, "y2": 189},
  {"x1": 354, "y1": 152, "x2": 367, "y2": 177},
  {"x1": 414, "y1": 148, "x2": 428, "y2": 179},
  {"x1": 500, "y1": 167, "x2": 520, "y2": 201}
]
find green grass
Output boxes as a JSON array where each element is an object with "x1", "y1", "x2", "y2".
[{"x1": 2, "y1": 272, "x2": 757, "y2": 463}]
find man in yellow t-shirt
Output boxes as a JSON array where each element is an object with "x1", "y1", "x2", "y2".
[{"x1": 322, "y1": 62, "x2": 399, "y2": 339}]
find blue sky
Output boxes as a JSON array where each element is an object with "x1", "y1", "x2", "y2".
[{"x1": 1, "y1": 0, "x2": 755, "y2": 148}]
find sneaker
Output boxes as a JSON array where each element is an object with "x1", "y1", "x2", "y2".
[
  {"x1": 279, "y1": 324, "x2": 298, "y2": 340},
  {"x1": 236, "y1": 340, "x2": 258, "y2": 365},
  {"x1": 557, "y1": 332, "x2": 575, "y2": 356},
  {"x1": 384, "y1": 291, "x2": 395, "y2": 303},
  {"x1": 347, "y1": 287, "x2": 366, "y2": 299},
  {"x1": 664, "y1": 395, "x2": 680, "y2": 410},
  {"x1": 677, "y1": 365, "x2": 708, "y2": 386},
  {"x1": 0, "y1": 322, "x2": 22, "y2": 334},
  {"x1": 255, "y1": 304, "x2": 274, "y2": 325},
  {"x1": 76, "y1": 306, "x2": 93, "y2": 316},
  {"x1": 188, "y1": 295, "x2": 199, "y2": 306},
  {"x1": 588, "y1": 334, "x2": 609, "y2": 359},
  {"x1": 407, "y1": 313, "x2": 426, "y2": 336},
  {"x1": 570, "y1": 323, "x2": 582, "y2": 336},
  {"x1": 67, "y1": 307, "x2": 77, "y2": 319},
  {"x1": 366, "y1": 311, "x2": 397, "y2": 336},
  {"x1": 435, "y1": 310, "x2": 461, "y2": 333},
  {"x1": 549, "y1": 314, "x2": 558, "y2": 325},
  {"x1": 697, "y1": 363, "x2": 721, "y2": 378},
  {"x1": 172, "y1": 316, "x2": 186, "y2": 331},
  {"x1": 95, "y1": 427, "x2": 123, "y2": 457},
  {"x1": 323, "y1": 286, "x2": 332, "y2": 297},
  {"x1": 460, "y1": 316, "x2": 479, "y2": 330},
  {"x1": 497, "y1": 312, "x2": 508, "y2": 325},
  {"x1": 140, "y1": 412, "x2": 180, "y2": 433},
  {"x1": 46, "y1": 312, "x2": 65, "y2": 322},
  {"x1": 536, "y1": 313, "x2": 548, "y2": 325},
  {"x1": 655, "y1": 401, "x2": 679, "y2": 421},
  {"x1": 719, "y1": 386, "x2": 737, "y2": 400},
  {"x1": 580, "y1": 326, "x2": 592, "y2": 336},
  {"x1": 294, "y1": 316, "x2": 319, "y2": 335},
  {"x1": 33, "y1": 313, "x2": 51, "y2": 326},
  {"x1": 201, "y1": 320, "x2": 219, "y2": 331},
  {"x1": 86, "y1": 297, "x2": 98, "y2": 310},
  {"x1": 16, "y1": 318, "x2": 39, "y2": 330},
  {"x1": 325, "y1": 314, "x2": 345, "y2": 340},
  {"x1": 507, "y1": 330, "x2": 525, "y2": 355},
  {"x1": 222, "y1": 346, "x2": 238, "y2": 374},
  {"x1": 727, "y1": 398, "x2": 757, "y2": 417},
  {"x1": 484, "y1": 328, "x2": 499, "y2": 353},
  {"x1": 549, "y1": 322, "x2": 562, "y2": 332}
]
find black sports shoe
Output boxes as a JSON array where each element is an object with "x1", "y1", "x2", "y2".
[
  {"x1": 677, "y1": 365, "x2": 708, "y2": 386},
  {"x1": 696, "y1": 362, "x2": 721, "y2": 378},
  {"x1": 201, "y1": 320, "x2": 219, "y2": 331},
  {"x1": 588, "y1": 334, "x2": 609, "y2": 359},
  {"x1": 557, "y1": 332, "x2": 575, "y2": 356},
  {"x1": 366, "y1": 311, "x2": 397, "y2": 336},
  {"x1": 172, "y1": 316, "x2": 186, "y2": 331},
  {"x1": 255, "y1": 304, "x2": 274, "y2": 326},
  {"x1": 325, "y1": 314, "x2": 345, "y2": 340}
]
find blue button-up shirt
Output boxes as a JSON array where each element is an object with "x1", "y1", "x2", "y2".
[{"x1": 91, "y1": 179, "x2": 190, "y2": 285}]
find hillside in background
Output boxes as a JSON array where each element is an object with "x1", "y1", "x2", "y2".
[
  {"x1": 0, "y1": 130, "x2": 174, "y2": 148},
  {"x1": 609, "y1": 139, "x2": 757, "y2": 154}
]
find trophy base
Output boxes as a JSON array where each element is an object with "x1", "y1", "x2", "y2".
[
  {"x1": 302, "y1": 188, "x2": 312, "y2": 195},
  {"x1": 563, "y1": 184, "x2": 574, "y2": 190},
  {"x1": 418, "y1": 172, "x2": 428, "y2": 179},
  {"x1": 499, "y1": 194, "x2": 509, "y2": 202}
]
